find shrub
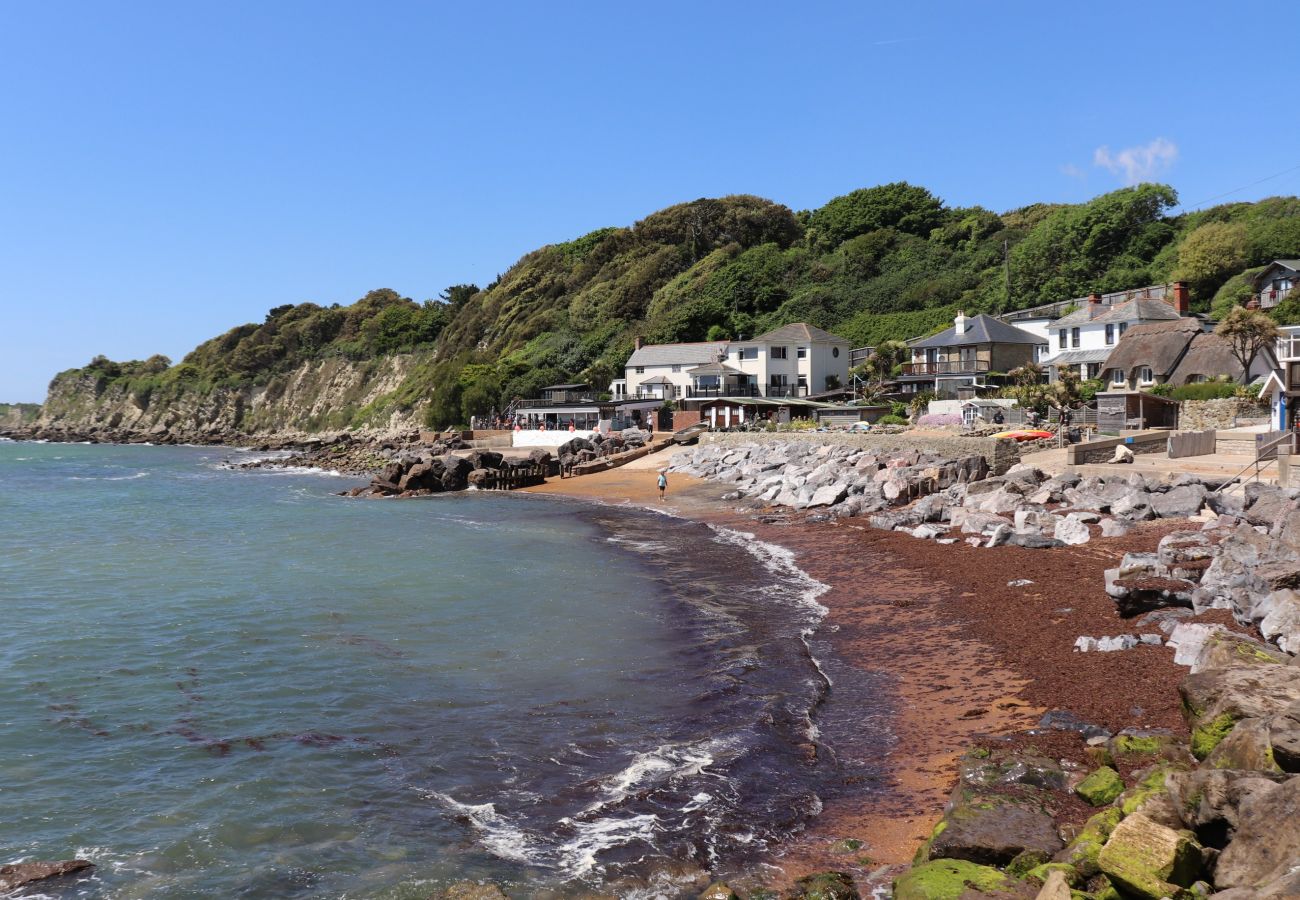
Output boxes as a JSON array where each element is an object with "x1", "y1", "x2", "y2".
[
  {"x1": 877, "y1": 414, "x2": 909, "y2": 426},
  {"x1": 1169, "y1": 382, "x2": 1239, "y2": 401}
]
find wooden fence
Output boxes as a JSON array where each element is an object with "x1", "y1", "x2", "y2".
[
  {"x1": 469, "y1": 464, "x2": 549, "y2": 490},
  {"x1": 1168, "y1": 429, "x2": 1217, "y2": 459}
]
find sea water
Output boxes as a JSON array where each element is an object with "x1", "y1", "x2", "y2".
[{"x1": 0, "y1": 442, "x2": 854, "y2": 898}]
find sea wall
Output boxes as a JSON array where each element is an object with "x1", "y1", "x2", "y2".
[
  {"x1": 699, "y1": 431, "x2": 1021, "y2": 474},
  {"x1": 34, "y1": 353, "x2": 431, "y2": 441}
]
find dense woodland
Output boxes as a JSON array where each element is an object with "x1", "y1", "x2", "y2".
[{"x1": 57, "y1": 182, "x2": 1300, "y2": 428}]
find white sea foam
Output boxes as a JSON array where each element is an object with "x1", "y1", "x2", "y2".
[
  {"x1": 68, "y1": 471, "x2": 149, "y2": 481},
  {"x1": 429, "y1": 793, "x2": 542, "y2": 866},
  {"x1": 555, "y1": 812, "x2": 661, "y2": 878},
  {"x1": 590, "y1": 738, "x2": 728, "y2": 813}
]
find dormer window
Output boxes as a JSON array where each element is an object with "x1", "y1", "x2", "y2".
[{"x1": 1137, "y1": 366, "x2": 1154, "y2": 385}]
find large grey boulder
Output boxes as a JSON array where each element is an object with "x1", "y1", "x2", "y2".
[
  {"x1": 1150, "y1": 483, "x2": 1207, "y2": 519},
  {"x1": 0, "y1": 861, "x2": 94, "y2": 893},
  {"x1": 1214, "y1": 775, "x2": 1300, "y2": 892}
]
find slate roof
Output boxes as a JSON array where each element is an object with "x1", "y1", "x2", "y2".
[
  {"x1": 638, "y1": 375, "x2": 676, "y2": 385},
  {"x1": 626, "y1": 341, "x2": 728, "y2": 368},
  {"x1": 1052, "y1": 297, "x2": 1181, "y2": 327},
  {"x1": 751, "y1": 323, "x2": 848, "y2": 343},
  {"x1": 686, "y1": 361, "x2": 745, "y2": 376},
  {"x1": 1102, "y1": 318, "x2": 1204, "y2": 379},
  {"x1": 910, "y1": 314, "x2": 1043, "y2": 349},
  {"x1": 1254, "y1": 260, "x2": 1300, "y2": 287}
]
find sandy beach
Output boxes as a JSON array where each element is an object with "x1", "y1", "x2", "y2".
[{"x1": 523, "y1": 446, "x2": 1194, "y2": 878}]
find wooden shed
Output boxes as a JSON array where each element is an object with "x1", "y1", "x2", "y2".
[{"x1": 1095, "y1": 392, "x2": 1180, "y2": 433}]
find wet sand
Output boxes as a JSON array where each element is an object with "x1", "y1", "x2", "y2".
[{"x1": 522, "y1": 450, "x2": 1191, "y2": 875}]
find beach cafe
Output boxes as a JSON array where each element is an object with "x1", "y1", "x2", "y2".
[{"x1": 697, "y1": 396, "x2": 835, "y2": 429}]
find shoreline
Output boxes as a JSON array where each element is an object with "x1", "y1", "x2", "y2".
[{"x1": 522, "y1": 449, "x2": 1194, "y2": 882}]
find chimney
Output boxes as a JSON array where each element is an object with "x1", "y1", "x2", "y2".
[
  {"x1": 1171, "y1": 282, "x2": 1190, "y2": 316},
  {"x1": 634, "y1": 335, "x2": 643, "y2": 350},
  {"x1": 954, "y1": 311, "x2": 968, "y2": 335}
]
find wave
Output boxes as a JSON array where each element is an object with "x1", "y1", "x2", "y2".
[
  {"x1": 428, "y1": 794, "x2": 541, "y2": 866},
  {"x1": 67, "y1": 471, "x2": 149, "y2": 481}
]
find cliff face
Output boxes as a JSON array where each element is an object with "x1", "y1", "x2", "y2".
[
  {"x1": 0, "y1": 403, "x2": 41, "y2": 428},
  {"x1": 38, "y1": 352, "x2": 429, "y2": 440}
]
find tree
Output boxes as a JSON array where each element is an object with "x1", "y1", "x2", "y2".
[
  {"x1": 1215, "y1": 306, "x2": 1280, "y2": 383},
  {"x1": 1173, "y1": 222, "x2": 1248, "y2": 302},
  {"x1": 439, "y1": 284, "x2": 481, "y2": 310},
  {"x1": 852, "y1": 339, "x2": 908, "y2": 399},
  {"x1": 806, "y1": 182, "x2": 946, "y2": 249},
  {"x1": 1043, "y1": 364, "x2": 1086, "y2": 420},
  {"x1": 1006, "y1": 362, "x2": 1047, "y2": 415}
]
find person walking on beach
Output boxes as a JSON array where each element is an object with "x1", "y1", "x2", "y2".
[{"x1": 657, "y1": 470, "x2": 667, "y2": 501}]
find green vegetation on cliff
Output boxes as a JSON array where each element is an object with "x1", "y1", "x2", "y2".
[{"x1": 46, "y1": 182, "x2": 1300, "y2": 431}]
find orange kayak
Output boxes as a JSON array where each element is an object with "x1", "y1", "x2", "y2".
[{"x1": 992, "y1": 429, "x2": 1054, "y2": 441}]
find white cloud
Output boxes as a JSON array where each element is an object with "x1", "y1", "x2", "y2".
[
  {"x1": 1059, "y1": 163, "x2": 1086, "y2": 179},
  {"x1": 1093, "y1": 137, "x2": 1178, "y2": 185}
]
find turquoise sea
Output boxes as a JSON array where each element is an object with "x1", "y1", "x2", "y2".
[{"x1": 0, "y1": 441, "x2": 866, "y2": 898}]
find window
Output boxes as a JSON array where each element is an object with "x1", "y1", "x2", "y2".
[
  {"x1": 1105, "y1": 323, "x2": 1115, "y2": 345},
  {"x1": 832, "y1": 347, "x2": 840, "y2": 358},
  {"x1": 1185, "y1": 374, "x2": 1205, "y2": 384},
  {"x1": 1137, "y1": 366, "x2": 1154, "y2": 385},
  {"x1": 770, "y1": 374, "x2": 788, "y2": 387},
  {"x1": 1058, "y1": 329, "x2": 1068, "y2": 349},
  {"x1": 1119, "y1": 322, "x2": 1128, "y2": 337},
  {"x1": 737, "y1": 347, "x2": 758, "y2": 361},
  {"x1": 671, "y1": 364, "x2": 681, "y2": 373},
  {"x1": 1086, "y1": 363, "x2": 1101, "y2": 379},
  {"x1": 635, "y1": 366, "x2": 645, "y2": 374},
  {"x1": 796, "y1": 347, "x2": 808, "y2": 359},
  {"x1": 770, "y1": 346, "x2": 787, "y2": 359},
  {"x1": 1071, "y1": 327, "x2": 1080, "y2": 348},
  {"x1": 1111, "y1": 369, "x2": 1126, "y2": 386}
]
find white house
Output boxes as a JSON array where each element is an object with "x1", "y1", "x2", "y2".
[
  {"x1": 1042, "y1": 286, "x2": 1189, "y2": 380},
  {"x1": 722, "y1": 323, "x2": 851, "y2": 398},
  {"x1": 1261, "y1": 325, "x2": 1300, "y2": 430},
  {"x1": 623, "y1": 324, "x2": 850, "y2": 405},
  {"x1": 623, "y1": 340, "x2": 730, "y2": 401}
]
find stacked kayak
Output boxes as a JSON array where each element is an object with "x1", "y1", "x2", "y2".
[{"x1": 992, "y1": 429, "x2": 1054, "y2": 441}]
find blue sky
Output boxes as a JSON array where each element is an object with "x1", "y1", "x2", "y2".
[{"x1": 2, "y1": 1, "x2": 1297, "y2": 401}]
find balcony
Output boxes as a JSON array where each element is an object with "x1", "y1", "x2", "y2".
[
  {"x1": 1259, "y1": 287, "x2": 1294, "y2": 310},
  {"x1": 901, "y1": 359, "x2": 991, "y2": 376},
  {"x1": 684, "y1": 384, "x2": 809, "y2": 399}
]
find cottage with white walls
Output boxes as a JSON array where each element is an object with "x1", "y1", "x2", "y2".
[{"x1": 1041, "y1": 284, "x2": 1190, "y2": 380}]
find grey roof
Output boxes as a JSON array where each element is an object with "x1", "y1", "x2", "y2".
[
  {"x1": 626, "y1": 341, "x2": 727, "y2": 368},
  {"x1": 751, "y1": 322, "x2": 848, "y2": 343},
  {"x1": 1053, "y1": 297, "x2": 1180, "y2": 327},
  {"x1": 638, "y1": 374, "x2": 675, "y2": 385},
  {"x1": 542, "y1": 383, "x2": 589, "y2": 390},
  {"x1": 1045, "y1": 348, "x2": 1113, "y2": 366},
  {"x1": 910, "y1": 314, "x2": 1043, "y2": 349},
  {"x1": 686, "y1": 361, "x2": 745, "y2": 376},
  {"x1": 1255, "y1": 260, "x2": 1300, "y2": 287}
]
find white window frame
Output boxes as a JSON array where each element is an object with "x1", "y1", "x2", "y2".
[
  {"x1": 1137, "y1": 366, "x2": 1154, "y2": 385},
  {"x1": 737, "y1": 347, "x2": 758, "y2": 361},
  {"x1": 770, "y1": 346, "x2": 787, "y2": 360},
  {"x1": 796, "y1": 346, "x2": 808, "y2": 360}
]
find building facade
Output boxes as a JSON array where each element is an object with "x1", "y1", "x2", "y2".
[{"x1": 900, "y1": 312, "x2": 1041, "y2": 399}]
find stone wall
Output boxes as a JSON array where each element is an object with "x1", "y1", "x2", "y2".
[
  {"x1": 698, "y1": 431, "x2": 1020, "y2": 474},
  {"x1": 1067, "y1": 431, "x2": 1170, "y2": 465},
  {"x1": 672, "y1": 410, "x2": 702, "y2": 431},
  {"x1": 1179, "y1": 398, "x2": 1267, "y2": 432}
]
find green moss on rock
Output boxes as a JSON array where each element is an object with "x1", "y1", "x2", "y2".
[
  {"x1": 1075, "y1": 767, "x2": 1124, "y2": 807},
  {"x1": 1190, "y1": 713, "x2": 1239, "y2": 760},
  {"x1": 792, "y1": 871, "x2": 858, "y2": 900},
  {"x1": 893, "y1": 859, "x2": 1010, "y2": 900},
  {"x1": 1005, "y1": 849, "x2": 1051, "y2": 877},
  {"x1": 1025, "y1": 862, "x2": 1082, "y2": 886},
  {"x1": 1058, "y1": 808, "x2": 1123, "y2": 877}
]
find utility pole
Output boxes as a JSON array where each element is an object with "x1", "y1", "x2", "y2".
[{"x1": 1003, "y1": 238, "x2": 1012, "y2": 307}]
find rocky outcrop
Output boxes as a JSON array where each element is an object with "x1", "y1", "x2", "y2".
[{"x1": 23, "y1": 352, "x2": 430, "y2": 444}]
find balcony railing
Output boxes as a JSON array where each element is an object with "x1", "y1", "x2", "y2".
[
  {"x1": 901, "y1": 359, "x2": 992, "y2": 376},
  {"x1": 516, "y1": 394, "x2": 597, "y2": 408},
  {"x1": 1259, "y1": 287, "x2": 1293, "y2": 309},
  {"x1": 684, "y1": 384, "x2": 809, "y2": 399}
]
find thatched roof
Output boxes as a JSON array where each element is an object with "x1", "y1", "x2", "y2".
[
  {"x1": 1169, "y1": 332, "x2": 1247, "y2": 385},
  {"x1": 1102, "y1": 318, "x2": 1203, "y2": 380}
]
